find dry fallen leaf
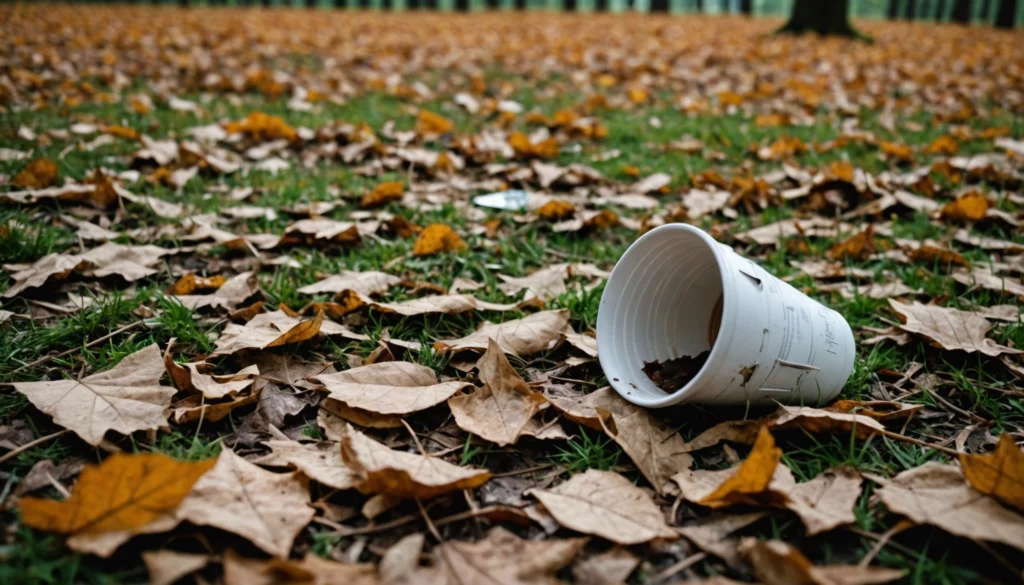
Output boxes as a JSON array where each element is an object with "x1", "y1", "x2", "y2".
[
  {"x1": 168, "y1": 273, "x2": 226, "y2": 295},
  {"x1": 740, "y1": 538, "x2": 903, "y2": 585},
  {"x1": 436, "y1": 526, "x2": 586, "y2": 585},
  {"x1": 223, "y1": 550, "x2": 378, "y2": 585},
  {"x1": 20, "y1": 452, "x2": 214, "y2": 535},
  {"x1": 877, "y1": 462, "x2": 1024, "y2": 552},
  {"x1": 449, "y1": 339, "x2": 548, "y2": 446},
  {"x1": 548, "y1": 387, "x2": 692, "y2": 493},
  {"x1": 361, "y1": 181, "x2": 405, "y2": 208},
  {"x1": 313, "y1": 361, "x2": 469, "y2": 416},
  {"x1": 888, "y1": 299, "x2": 1021, "y2": 356},
  {"x1": 257, "y1": 439, "x2": 359, "y2": 490},
  {"x1": 297, "y1": 270, "x2": 401, "y2": 296},
  {"x1": 173, "y1": 271, "x2": 258, "y2": 312},
  {"x1": 12, "y1": 157, "x2": 58, "y2": 189},
  {"x1": 435, "y1": 309, "x2": 570, "y2": 358},
  {"x1": 212, "y1": 310, "x2": 363, "y2": 356},
  {"x1": 526, "y1": 469, "x2": 676, "y2": 545},
  {"x1": 415, "y1": 109, "x2": 454, "y2": 134},
  {"x1": 142, "y1": 551, "x2": 214, "y2": 585},
  {"x1": 572, "y1": 547, "x2": 640, "y2": 585},
  {"x1": 340, "y1": 424, "x2": 490, "y2": 499},
  {"x1": 698, "y1": 426, "x2": 784, "y2": 509},
  {"x1": 940, "y1": 191, "x2": 989, "y2": 222},
  {"x1": 177, "y1": 448, "x2": 315, "y2": 558},
  {"x1": 782, "y1": 466, "x2": 863, "y2": 536},
  {"x1": 959, "y1": 434, "x2": 1024, "y2": 513},
  {"x1": 13, "y1": 344, "x2": 176, "y2": 445},
  {"x1": 412, "y1": 223, "x2": 466, "y2": 256}
]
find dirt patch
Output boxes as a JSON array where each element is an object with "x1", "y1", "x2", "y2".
[{"x1": 642, "y1": 351, "x2": 711, "y2": 392}]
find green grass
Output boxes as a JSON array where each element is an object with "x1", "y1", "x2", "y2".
[{"x1": 1, "y1": 71, "x2": 1022, "y2": 585}]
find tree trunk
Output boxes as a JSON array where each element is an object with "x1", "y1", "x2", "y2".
[
  {"x1": 455, "y1": 0, "x2": 470, "y2": 11},
  {"x1": 905, "y1": 0, "x2": 917, "y2": 19},
  {"x1": 740, "y1": 0, "x2": 753, "y2": 15},
  {"x1": 514, "y1": 0, "x2": 526, "y2": 9},
  {"x1": 695, "y1": 0, "x2": 703, "y2": 12},
  {"x1": 565, "y1": 0, "x2": 578, "y2": 11},
  {"x1": 334, "y1": 0, "x2": 347, "y2": 8},
  {"x1": 651, "y1": 0, "x2": 669, "y2": 11},
  {"x1": 778, "y1": 0, "x2": 859, "y2": 36},
  {"x1": 935, "y1": 0, "x2": 946, "y2": 19},
  {"x1": 486, "y1": 0, "x2": 500, "y2": 9},
  {"x1": 980, "y1": 0, "x2": 991, "y2": 19},
  {"x1": 951, "y1": 0, "x2": 971, "y2": 22},
  {"x1": 996, "y1": 0, "x2": 1017, "y2": 27},
  {"x1": 888, "y1": 0, "x2": 900, "y2": 19},
  {"x1": 595, "y1": 0, "x2": 608, "y2": 10}
]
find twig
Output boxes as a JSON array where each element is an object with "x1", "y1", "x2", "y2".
[
  {"x1": 324, "y1": 505, "x2": 525, "y2": 538},
  {"x1": 491, "y1": 463, "x2": 555, "y2": 478},
  {"x1": 550, "y1": 376, "x2": 599, "y2": 387},
  {"x1": 10, "y1": 321, "x2": 144, "y2": 375},
  {"x1": 928, "y1": 390, "x2": 989, "y2": 424},
  {"x1": 401, "y1": 419, "x2": 429, "y2": 458},
  {"x1": 651, "y1": 552, "x2": 708, "y2": 584},
  {"x1": 416, "y1": 497, "x2": 444, "y2": 542},
  {"x1": 859, "y1": 520, "x2": 912, "y2": 568},
  {"x1": 846, "y1": 526, "x2": 922, "y2": 559},
  {"x1": 0, "y1": 430, "x2": 71, "y2": 465},
  {"x1": 974, "y1": 539, "x2": 1024, "y2": 583},
  {"x1": 878, "y1": 428, "x2": 960, "y2": 456}
]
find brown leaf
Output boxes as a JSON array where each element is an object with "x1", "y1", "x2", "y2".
[
  {"x1": 3, "y1": 252, "x2": 85, "y2": 298},
  {"x1": 258, "y1": 439, "x2": 359, "y2": 490},
  {"x1": 361, "y1": 181, "x2": 405, "y2": 208},
  {"x1": 415, "y1": 109, "x2": 454, "y2": 134},
  {"x1": 212, "y1": 310, "x2": 364, "y2": 356},
  {"x1": 142, "y1": 551, "x2": 213, "y2": 585},
  {"x1": 449, "y1": 339, "x2": 547, "y2": 446},
  {"x1": 940, "y1": 191, "x2": 988, "y2": 221},
  {"x1": 548, "y1": 387, "x2": 692, "y2": 493},
  {"x1": 223, "y1": 551, "x2": 378, "y2": 585},
  {"x1": 889, "y1": 300, "x2": 1021, "y2": 356},
  {"x1": 177, "y1": 448, "x2": 315, "y2": 558},
  {"x1": 164, "y1": 348, "x2": 258, "y2": 399},
  {"x1": 171, "y1": 389, "x2": 261, "y2": 424},
  {"x1": 320, "y1": 397, "x2": 403, "y2": 431},
  {"x1": 380, "y1": 533, "x2": 437, "y2": 585},
  {"x1": 174, "y1": 271, "x2": 258, "y2": 311},
  {"x1": 436, "y1": 526, "x2": 585, "y2": 585},
  {"x1": 13, "y1": 344, "x2": 175, "y2": 445},
  {"x1": 340, "y1": 424, "x2": 490, "y2": 499},
  {"x1": 739, "y1": 538, "x2": 903, "y2": 585},
  {"x1": 12, "y1": 158, "x2": 58, "y2": 189},
  {"x1": 783, "y1": 466, "x2": 863, "y2": 536},
  {"x1": 435, "y1": 309, "x2": 570, "y2": 358},
  {"x1": 676, "y1": 512, "x2": 767, "y2": 568},
  {"x1": 536, "y1": 199, "x2": 576, "y2": 221},
  {"x1": 959, "y1": 434, "x2": 1024, "y2": 513},
  {"x1": 168, "y1": 273, "x2": 226, "y2": 295},
  {"x1": 297, "y1": 270, "x2": 401, "y2": 296},
  {"x1": 526, "y1": 469, "x2": 676, "y2": 545},
  {"x1": 314, "y1": 361, "x2": 469, "y2": 416},
  {"x1": 19, "y1": 452, "x2": 214, "y2": 535},
  {"x1": 877, "y1": 462, "x2": 1024, "y2": 551},
  {"x1": 827, "y1": 226, "x2": 878, "y2": 261},
  {"x1": 412, "y1": 223, "x2": 466, "y2": 257},
  {"x1": 572, "y1": 547, "x2": 640, "y2": 585}
]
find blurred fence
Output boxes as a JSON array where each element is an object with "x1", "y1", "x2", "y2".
[{"x1": 44, "y1": 0, "x2": 1023, "y2": 26}]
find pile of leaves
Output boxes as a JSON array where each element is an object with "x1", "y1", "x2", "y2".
[{"x1": 1, "y1": 6, "x2": 1023, "y2": 585}]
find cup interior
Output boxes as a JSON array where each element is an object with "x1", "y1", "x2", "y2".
[{"x1": 597, "y1": 225, "x2": 725, "y2": 406}]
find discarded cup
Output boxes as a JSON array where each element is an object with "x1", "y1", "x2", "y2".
[
  {"x1": 597, "y1": 224, "x2": 855, "y2": 407},
  {"x1": 473, "y1": 189, "x2": 529, "y2": 211}
]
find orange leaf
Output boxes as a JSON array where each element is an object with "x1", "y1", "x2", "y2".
[
  {"x1": 827, "y1": 226, "x2": 877, "y2": 261},
  {"x1": 536, "y1": 200, "x2": 576, "y2": 221},
  {"x1": 360, "y1": 181, "x2": 404, "y2": 209},
  {"x1": 412, "y1": 224, "x2": 466, "y2": 257},
  {"x1": 627, "y1": 88, "x2": 649, "y2": 104},
  {"x1": 168, "y1": 273, "x2": 227, "y2": 296},
  {"x1": 19, "y1": 453, "x2": 215, "y2": 535},
  {"x1": 224, "y1": 112, "x2": 297, "y2": 142},
  {"x1": 959, "y1": 434, "x2": 1024, "y2": 513},
  {"x1": 923, "y1": 135, "x2": 959, "y2": 156},
  {"x1": 699, "y1": 426, "x2": 782, "y2": 508},
  {"x1": 415, "y1": 110, "x2": 453, "y2": 135},
  {"x1": 103, "y1": 125, "x2": 140, "y2": 141},
  {"x1": 940, "y1": 191, "x2": 988, "y2": 222},
  {"x1": 12, "y1": 158, "x2": 58, "y2": 189}
]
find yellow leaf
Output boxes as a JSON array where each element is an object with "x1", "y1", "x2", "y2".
[
  {"x1": 168, "y1": 273, "x2": 226, "y2": 296},
  {"x1": 923, "y1": 135, "x2": 959, "y2": 156},
  {"x1": 940, "y1": 191, "x2": 988, "y2": 221},
  {"x1": 627, "y1": 88, "x2": 649, "y2": 104},
  {"x1": 224, "y1": 112, "x2": 297, "y2": 142},
  {"x1": 360, "y1": 181, "x2": 404, "y2": 209},
  {"x1": 103, "y1": 125, "x2": 140, "y2": 141},
  {"x1": 699, "y1": 426, "x2": 782, "y2": 508},
  {"x1": 536, "y1": 199, "x2": 576, "y2": 221},
  {"x1": 960, "y1": 434, "x2": 1024, "y2": 513},
  {"x1": 412, "y1": 223, "x2": 465, "y2": 257},
  {"x1": 415, "y1": 109, "x2": 453, "y2": 134},
  {"x1": 20, "y1": 453, "x2": 215, "y2": 535},
  {"x1": 12, "y1": 158, "x2": 58, "y2": 189},
  {"x1": 880, "y1": 141, "x2": 914, "y2": 164},
  {"x1": 827, "y1": 226, "x2": 877, "y2": 261},
  {"x1": 718, "y1": 90, "x2": 744, "y2": 107}
]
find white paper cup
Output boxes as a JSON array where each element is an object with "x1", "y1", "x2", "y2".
[{"x1": 597, "y1": 224, "x2": 855, "y2": 408}]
